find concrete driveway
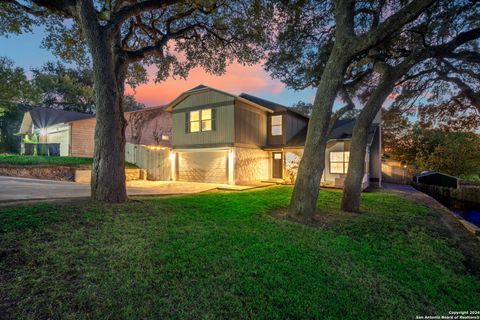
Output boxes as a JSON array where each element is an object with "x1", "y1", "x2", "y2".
[{"x1": 0, "y1": 176, "x2": 225, "y2": 202}]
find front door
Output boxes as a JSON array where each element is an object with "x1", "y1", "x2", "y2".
[{"x1": 272, "y1": 152, "x2": 283, "y2": 179}]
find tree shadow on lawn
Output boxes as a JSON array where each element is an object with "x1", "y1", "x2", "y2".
[{"x1": 272, "y1": 194, "x2": 480, "y2": 278}]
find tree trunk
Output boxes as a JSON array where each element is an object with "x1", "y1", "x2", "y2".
[
  {"x1": 340, "y1": 124, "x2": 369, "y2": 212},
  {"x1": 77, "y1": 1, "x2": 127, "y2": 203},
  {"x1": 341, "y1": 69, "x2": 398, "y2": 212},
  {"x1": 287, "y1": 47, "x2": 350, "y2": 221},
  {"x1": 90, "y1": 50, "x2": 127, "y2": 202}
]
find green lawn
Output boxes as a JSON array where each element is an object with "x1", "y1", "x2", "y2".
[
  {"x1": 1, "y1": 187, "x2": 479, "y2": 319},
  {"x1": 0, "y1": 154, "x2": 137, "y2": 168}
]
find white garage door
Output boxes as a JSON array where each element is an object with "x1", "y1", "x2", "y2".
[{"x1": 177, "y1": 151, "x2": 228, "y2": 184}]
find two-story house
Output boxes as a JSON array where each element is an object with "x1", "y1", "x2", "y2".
[
  {"x1": 166, "y1": 85, "x2": 381, "y2": 188},
  {"x1": 18, "y1": 84, "x2": 381, "y2": 188}
]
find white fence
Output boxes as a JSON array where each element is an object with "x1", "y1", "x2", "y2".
[{"x1": 125, "y1": 143, "x2": 171, "y2": 181}]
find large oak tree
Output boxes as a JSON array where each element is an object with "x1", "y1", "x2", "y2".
[
  {"x1": 267, "y1": 0, "x2": 436, "y2": 221},
  {"x1": 341, "y1": 0, "x2": 480, "y2": 212},
  {"x1": 1, "y1": 0, "x2": 268, "y2": 202}
]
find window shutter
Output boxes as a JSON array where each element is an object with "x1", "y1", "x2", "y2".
[
  {"x1": 185, "y1": 112, "x2": 189, "y2": 133},
  {"x1": 212, "y1": 108, "x2": 216, "y2": 131}
]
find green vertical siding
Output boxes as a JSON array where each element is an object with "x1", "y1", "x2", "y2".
[
  {"x1": 172, "y1": 90, "x2": 235, "y2": 147},
  {"x1": 234, "y1": 100, "x2": 267, "y2": 146}
]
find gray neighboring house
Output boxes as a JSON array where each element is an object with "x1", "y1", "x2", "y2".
[{"x1": 165, "y1": 85, "x2": 382, "y2": 188}]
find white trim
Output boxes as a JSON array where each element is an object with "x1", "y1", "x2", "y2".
[{"x1": 174, "y1": 147, "x2": 231, "y2": 153}]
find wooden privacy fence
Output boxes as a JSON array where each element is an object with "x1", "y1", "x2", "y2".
[
  {"x1": 126, "y1": 143, "x2": 171, "y2": 181},
  {"x1": 382, "y1": 160, "x2": 412, "y2": 184}
]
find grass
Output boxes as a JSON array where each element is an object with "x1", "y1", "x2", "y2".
[
  {"x1": 1, "y1": 187, "x2": 479, "y2": 319},
  {"x1": 0, "y1": 154, "x2": 138, "y2": 168}
]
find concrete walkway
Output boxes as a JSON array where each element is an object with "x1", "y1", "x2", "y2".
[{"x1": 0, "y1": 176, "x2": 268, "y2": 203}]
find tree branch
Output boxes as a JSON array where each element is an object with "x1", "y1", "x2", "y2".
[
  {"x1": 31, "y1": 0, "x2": 77, "y2": 16},
  {"x1": 357, "y1": 0, "x2": 436, "y2": 53},
  {"x1": 106, "y1": 0, "x2": 182, "y2": 36},
  {"x1": 124, "y1": 23, "x2": 200, "y2": 62},
  {"x1": 328, "y1": 87, "x2": 355, "y2": 134}
]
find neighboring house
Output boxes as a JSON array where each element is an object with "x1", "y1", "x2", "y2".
[
  {"x1": 17, "y1": 85, "x2": 382, "y2": 188},
  {"x1": 68, "y1": 106, "x2": 171, "y2": 157},
  {"x1": 17, "y1": 106, "x2": 172, "y2": 158},
  {"x1": 17, "y1": 107, "x2": 93, "y2": 156},
  {"x1": 165, "y1": 85, "x2": 381, "y2": 188}
]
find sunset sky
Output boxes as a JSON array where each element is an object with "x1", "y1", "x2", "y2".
[{"x1": 0, "y1": 26, "x2": 315, "y2": 108}]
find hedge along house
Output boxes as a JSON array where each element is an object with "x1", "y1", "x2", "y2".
[
  {"x1": 165, "y1": 85, "x2": 382, "y2": 188},
  {"x1": 17, "y1": 107, "x2": 93, "y2": 156}
]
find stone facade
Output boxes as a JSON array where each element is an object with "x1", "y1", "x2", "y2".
[
  {"x1": 284, "y1": 149, "x2": 303, "y2": 184},
  {"x1": 234, "y1": 147, "x2": 269, "y2": 184},
  {"x1": 75, "y1": 168, "x2": 145, "y2": 183}
]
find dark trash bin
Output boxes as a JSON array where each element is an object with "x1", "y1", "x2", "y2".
[
  {"x1": 36, "y1": 143, "x2": 49, "y2": 156},
  {"x1": 48, "y1": 143, "x2": 61, "y2": 156},
  {"x1": 24, "y1": 143, "x2": 35, "y2": 155}
]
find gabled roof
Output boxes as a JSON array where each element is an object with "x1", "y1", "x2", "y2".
[
  {"x1": 18, "y1": 106, "x2": 93, "y2": 134},
  {"x1": 30, "y1": 107, "x2": 93, "y2": 128},
  {"x1": 286, "y1": 119, "x2": 378, "y2": 148},
  {"x1": 414, "y1": 170, "x2": 458, "y2": 179},
  {"x1": 125, "y1": 104, "x2": 167, "y2": 115},
  {"x1": 164, "y1": 85, "x2": 274, "y2": 113},
  {"x1": 239, "y1": 93, "x2": 309, "y2": 119}
]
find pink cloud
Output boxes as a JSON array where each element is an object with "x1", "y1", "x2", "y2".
[{"x1": 126, "y1": 62, "x2": 285, "y2": 107}]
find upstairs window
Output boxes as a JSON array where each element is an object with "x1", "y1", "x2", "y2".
[
  {"x1": 330, "y1": 151, "x2": 350, "y2": 174},
  {"x1": 271, "y1": 115, "x2": 282, "y2": 136},
  {"x1": 187, "y1": 108, "x2": 214, "y2": 133},
  {"x1": 201, "y1": 109, "x2": 212, "y2": 131},
  {"x1": 189, "y1": 110, "x2": 200, "y2": 132}
]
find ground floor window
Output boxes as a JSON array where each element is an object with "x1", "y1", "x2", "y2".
[{"x1": 330, "y1": 151, "x2": 349, "y2": 174}]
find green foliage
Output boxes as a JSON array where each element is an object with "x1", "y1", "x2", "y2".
[
  {"x1": 0, "y1": 154, "x2": 138, "y2": 168},
  {"x1": 1, "y1": 1, "x2": 271, "y2": 85},
  {"x1": 0, "y1": 2, "x2": 37, "y2": 36},
  {"x1": 264, "y1": 1, "x2": 334, "y2": 90},
  {"x1": 123, "y1": 94, "x2": 145, "y2": 112},
  {"x1": 414, "y1": 129, "x2": 480, "y2": 177},
  {"x1": 1, "y1": 187, "x2": 479, "y2": 319},
  {"x1": 0, "y1": 57, "x2": 39, "y2": 152},
  {"x1": 21, "y1": 133, "x2": 38, "y2": 144},
  {"x1": 32, "y1": 62, "x2": 145, "y2": 113},
  {"x1": 289, "y1": 101, "x2": 313, "y2": 117},
  {"x1": 32, "y1": 62, "x2": 95, "y2": 113},
  {"x1": 384, "y1": 112, "x2": 480, "y2": 177},
  {"x1": 0, "y1": 57, "x2": 39, "y2": 115}
]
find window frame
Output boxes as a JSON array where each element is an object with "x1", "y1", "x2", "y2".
[
  {"x1": 271, "y1": 115, "x2": 283, "y2": 136},
  {"x1": 201, "y1": 108, "x2": 212, "y2": 132},
  {"x1": 189, "y1": 110, "x2": 200, "y2": 133},
  {"x1": 329, "y1": 151, "x2": 350, "y2": 174},
  {"x1": 188, "y1": 108, "x2": 214, "y2": 133}
]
